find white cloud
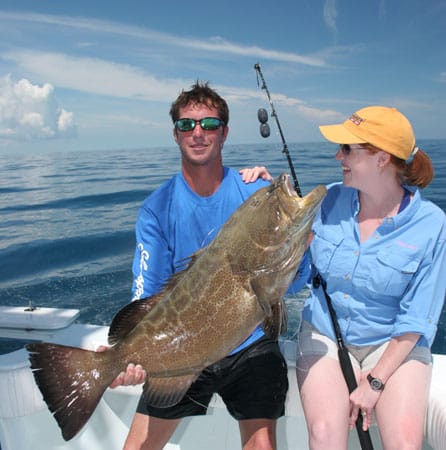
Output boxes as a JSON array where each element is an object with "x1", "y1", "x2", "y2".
[
  {"x1": 323, "y1": 0, "x2": 338, "y2": 35},
  {"x1": 6, "y1": 50, "x2": 324, "y2": 108},
  {"x1": 379, "y1": 0, "x2": 387, "y2": 18},
  {"x1": 4, "y1": 50, "x2": 186, "y2": 101},
  {"x1": 0, "y1": 75, "x2": 76, "y2": 140},
  {"x1": 57, "y1": 109, "x2": 75, "y2": 133},
  {"x1": 3, "y1": 50, "x2": 339, "y2": 132},
  {"x1": 194, "y1": 37, "x2": 326, "y2": 67},
  {"x1": 0, "y1": 11, "x2": 327, "y2": 68}
]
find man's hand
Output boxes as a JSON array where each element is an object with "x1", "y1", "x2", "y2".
[
  {"x1": 96, "y1": 345, "x2": 147, "y2": 388},
  {"x1": 239, "y1": 166, "x2": 273, "y2": 183}
]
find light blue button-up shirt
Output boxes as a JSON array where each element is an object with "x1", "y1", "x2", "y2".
[{"x1": 302, "y1": 182, "x2": 446, "y2": 348}]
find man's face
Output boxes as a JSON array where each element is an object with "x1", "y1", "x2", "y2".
[{"x1": 173, "y1": 102, "x2": 228, "y2": 167}]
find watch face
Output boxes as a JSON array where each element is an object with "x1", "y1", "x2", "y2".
[{"x1": 368, "y1": 374, "x2": 384, "y2": 391}]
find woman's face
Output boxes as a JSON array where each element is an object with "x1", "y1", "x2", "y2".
[{"x1": 335, "y1": 144, "x2": 383, "y2": 189}]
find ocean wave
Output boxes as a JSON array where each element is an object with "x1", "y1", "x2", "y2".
[
  {"x1": 0, "y1": 189, "x2": 149, "y2": 213},
  {"x1": 0, "y1": 143, "x2": 444, "y2": 354},
  {"x1": 2, "y1": 230, "x2": 135, "y2": 286}
]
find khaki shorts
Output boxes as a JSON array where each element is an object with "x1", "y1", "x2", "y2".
[{"x1": 297, "y1": 321, "x2": 432, "y2": 372}]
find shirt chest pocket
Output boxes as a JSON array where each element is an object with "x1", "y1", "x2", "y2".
[
  {"x1": 311, "y1": 229, "x2": 344, "y2": 275},
  {"x1": 366, "y1": 250, "x2": 421, "y2": 297}
]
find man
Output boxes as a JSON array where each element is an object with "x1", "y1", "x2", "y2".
[{"x1": 112, "y1": 81, "x2": 308, "y2": 450}]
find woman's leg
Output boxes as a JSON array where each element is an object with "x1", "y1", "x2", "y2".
[
  {"x1": 297, "y1": 354, "x2": 354, "y2": 450},
  {"x1": 374, "y1": 359, "x2": 431, "y2": 450}
]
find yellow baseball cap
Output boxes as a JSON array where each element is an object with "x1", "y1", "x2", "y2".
[{"x1": 319, "y1": 106, "x2": 416, "y2": 160}]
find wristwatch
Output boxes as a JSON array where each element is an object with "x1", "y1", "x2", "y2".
[{"x1": 367, "y1": 373, "x2": 385, "y2": 391}]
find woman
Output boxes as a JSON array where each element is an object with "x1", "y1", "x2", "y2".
[{"x1": 296, "y1": 106, "x2": 445, "y2": 449}]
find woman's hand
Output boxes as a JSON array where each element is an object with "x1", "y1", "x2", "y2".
[
  {"x1": 239, "y1": 166, "x2": 273, "y2": 183},
  {"x1": 349, "y1": 377, "x2": 381, "y2": 431}
]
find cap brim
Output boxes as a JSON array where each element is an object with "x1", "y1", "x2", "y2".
[{"x1": 319, "y1": 124, "x2": 367, "y2": 144}]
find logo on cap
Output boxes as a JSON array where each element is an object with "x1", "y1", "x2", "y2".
[{"x1": 349, "y1": 113, "x2": 364, "y2": 126}]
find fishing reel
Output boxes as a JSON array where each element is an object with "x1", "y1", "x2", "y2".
[
  {"x1": 257, "y1": 108, "x2": 270, "y2": 138},
  {"x1": 254, "y1": 62, "x2": 302, "y2": 197}
]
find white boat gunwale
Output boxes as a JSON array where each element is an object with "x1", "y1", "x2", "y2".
[{"x1": 0, "y1": 306, "x2": 443, "y2": 449}]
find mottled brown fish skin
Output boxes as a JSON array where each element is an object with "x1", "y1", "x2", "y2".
[{"x1": 27, "y1": 173, "x2": 326, "y2": 440}]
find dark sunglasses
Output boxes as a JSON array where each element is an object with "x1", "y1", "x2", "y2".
[
  {"x1": 339, "y1": 144, "x2": 353, "y2": 155},
  {"x1": 174, "y1": 117, "x2": 225, "y2": 132},
  {"x1": 339, "y1": 144, "x2": 370, "y2": 155}
]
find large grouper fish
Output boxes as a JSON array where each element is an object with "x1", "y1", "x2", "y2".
[{"x1": 26, "y1": 173, "x2": 326, "y2": 441}]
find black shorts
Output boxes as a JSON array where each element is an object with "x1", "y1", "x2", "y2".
[{"x1": 136, "y1": 336, "x2": 288, "y2": 420}]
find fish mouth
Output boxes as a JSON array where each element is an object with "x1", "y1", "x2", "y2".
[
  {"x1": 301, "y1": 184, "x2": 326, "y2": 212},
  {"x1": 281, "y1": 173, "x2": 299, "y2": 197},
  {"x1": 270, "y1": 173, "x2": 326, "y2": 227},
  {"x1": 290, "y1": 183, "x2": 326, "y2": 229},
  {"x1": 269, "y1": 173, "x2": 298, "y2": 197}
]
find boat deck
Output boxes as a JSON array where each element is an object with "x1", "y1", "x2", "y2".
[{"x1": 0, "y1": 307, "x2": 443, "y2": 449}]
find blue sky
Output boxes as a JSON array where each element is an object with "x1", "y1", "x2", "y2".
[{"x1": 0, "y1": 0, "x2": 445, "y2": 154}]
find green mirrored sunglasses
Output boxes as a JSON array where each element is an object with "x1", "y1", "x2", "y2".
[{"x1": 175, "y1": 117, "x2": 225, "y2": 132}]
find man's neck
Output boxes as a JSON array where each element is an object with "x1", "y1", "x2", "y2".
[{"x1": 182, "y1": 162, "x2": 224, "y2": 197}]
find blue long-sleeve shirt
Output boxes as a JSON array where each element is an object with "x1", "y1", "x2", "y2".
[
  {"x1": 132, "y1": 167, "x2": 309, "y2": 355},
  {"x1": 302, "y1": 182, "x2": 446, "y2": 348}
]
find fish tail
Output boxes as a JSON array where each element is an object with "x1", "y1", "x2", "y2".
[{"x1": 26, "y1": 342, "x2": 112, "y2": 441}]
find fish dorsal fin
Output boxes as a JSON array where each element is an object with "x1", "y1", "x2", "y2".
[
  {"x1": 108, "y1": 295, "x2": 163, "y2": 345},
  {"x1": 174, "y1": 249, "x2": 203, "y2": 271},
  {"x1": 262, "y1": 300, "x2": 288, "y2": 340},
  {"x1": 161, "y1": 250, "x2": 202, "y2": 290},
  {"x1": 108, "y1": 251, "x2": 203, "y2": 346},
  {"x1": 142, "y1": 373, "x2": 199, "y2": 408}
]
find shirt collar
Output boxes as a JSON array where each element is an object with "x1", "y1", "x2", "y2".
[{"x1": 352, "y1": 185, "x2": 420, "y2": 231}]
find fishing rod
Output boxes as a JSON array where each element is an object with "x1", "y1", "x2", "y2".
[
  {"x1": 255, "y1": 62, "x2": 374, "y2": 450},
  {"x1": 254, "y1": 63, "x2": 302, "y2": 197},
  {"x1": 313, "y1": 274, "x2": 375, "y2": 450}
]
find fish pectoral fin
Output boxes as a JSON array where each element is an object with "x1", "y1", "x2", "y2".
[
  {"x1": 142, "y1": 373, "x2": 199, "y2": 408},
  {"x1": 262, "y1": 300, "x2": 288, "y2": 340},
  {"x1": 250, "y1": 279, "x2": 274, "y2": 316},
  {"x1": 108, "y1": 294, "x2": 164, "y2": 345}
]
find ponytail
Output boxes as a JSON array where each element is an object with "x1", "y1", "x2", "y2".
[{"x1": 393, "y1": 148, "x2": 434, "y2": 188}]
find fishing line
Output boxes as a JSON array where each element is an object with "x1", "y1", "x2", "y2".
[
  {"x1": 255, "y1": 64, "x2": 374, "y2": 449},
  {"x1": 186, "y1": 395, "x2": 210, "y2": 411},
  {"x1": 254, "y1": 63, "x2": 302, "y2": 197}
]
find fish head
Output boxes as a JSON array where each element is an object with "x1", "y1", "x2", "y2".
[
  {"x1": 239, "y1": 173, "x2": 326, "y2": 252},
  {"x1": 222, "y1": 173, "x2": 326, "y2": 294},
  {"x1": 269, "y1": 172, "x2": 325, "y2": 234}
]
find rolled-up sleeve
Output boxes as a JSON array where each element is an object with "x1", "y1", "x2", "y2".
[{"x1": 393, "y1": 231, "x2": 446, "y2": 346}]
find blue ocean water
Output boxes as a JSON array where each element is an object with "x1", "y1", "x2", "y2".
[{"x1": 0, "y1": 140, "x2": 445, "y2": 354}]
